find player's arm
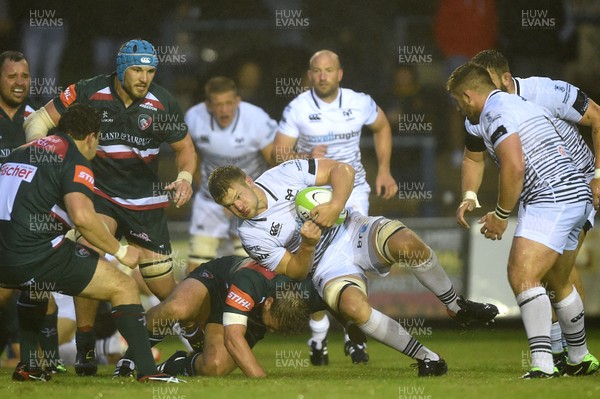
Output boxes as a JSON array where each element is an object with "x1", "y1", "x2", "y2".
[
  {"x1": 578, "y1": 99, "x2": 600, "y2": 208},
  {"x1": 64, "y1": 192, "x2": 139, "y2": 267},
  {"x1": 457, "y1": 148, "x2": 486, "y2": 228},
  {"x1": 165, "y1": 133, "x2": 197, "y2": 208},
  {"x1": 223, "y1": 317, "x2": 266, "y2": 378},
  {"x1": 23, "y1": 100, "x2": 61, "y2": 142},
  {"x1": 367, "y1": 107, "x2": 397, "y2": 199},
  {"x1": 310, "y1": 158, "x2": 355, "y2": 228},
  {"x1": 260, "y1": 142, "x2": 275, "y2": 166},
  {"x1": 479, "y1": 133, "x2": 524, "y2": 240},
  {"x1": 274, "y1": 221, "x2": 321, "y2": 280},
  {"x1": 272, "y1": 131, "x2": 298, "y2": 164}
]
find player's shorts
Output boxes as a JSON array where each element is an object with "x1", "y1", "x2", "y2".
[
  {"x1": 0, "y1": 239, "x2": 98, "y2": 296},
  {"x1": 189, "y1": 192, "x2": 238, "y2": 238},
  {"x1": 311, "y1": 211, "x2": 392, "y2": 296},
  {"x1": 515, "y1": 201, "x2": 593, "y2": 254},
  {"x1": 54, "y1": 292, "x2": 76, "y2": 320},
  {"x1": 346, "y1": 182, "x2": 370, "y2": 215},
  {"x1": 94, "y1": 195, "x2": 172, "y2": 254},
  {"x1": 186, "y1": 259, "x2": 264, "y2": 347}
]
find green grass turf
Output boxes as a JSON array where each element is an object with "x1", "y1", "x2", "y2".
[{"x1": 2, "y1": 328, "x2": 599, "y2": 399}]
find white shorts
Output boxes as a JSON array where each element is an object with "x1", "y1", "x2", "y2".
[
  {"x1": 514, "y1": 201, "x2": 593, "y2": 254},
  {"x1": 346, "y1": 182, "x2": 371, "y2": 215},
  {"x1": 54, "y1": 293, "x2": 75, "y2": 321},
  {"x1": 311, "y1": 211, "x2": 391, "y2": 296},
  {"x1": 189, "y1": 192, "x2": 238, "y2": 238}
]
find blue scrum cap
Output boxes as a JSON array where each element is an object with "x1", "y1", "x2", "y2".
[{"x1": 116, "y1": 39, "x2": 158, "y2": 84}]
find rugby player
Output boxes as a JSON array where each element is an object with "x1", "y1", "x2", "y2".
[
  {"x1": 448, "y1": 63, "x2": 598, "y2": 378},
  {"x1": 272, "y1": 49, "x2": 398, "y2": 365},
  {"x1": 0, "y1": 104, "x2": 181, "y2": 383},
  {"x1": 208, "y1": 159, "x2": 499, "y2": 376},
  {"x1": 458, "y1": 49, "x2": 600, "y2": 374},
  {"x1": 185, "y1": 77, "x2": 276, "y2": 274},
  {"x1": 23, "y1": 38, "x2": 197, "y2": 375}
]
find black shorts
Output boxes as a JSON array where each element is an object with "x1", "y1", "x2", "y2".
[
  {"x1": 94, "y1": 196, "x2": 172, "y2": 254},
  {"x1": 0, "y1": 239, "x2": 98, "y2": 296},
  {"x1": 187, "y1": 262, "x2": 264, "y2": 348}
]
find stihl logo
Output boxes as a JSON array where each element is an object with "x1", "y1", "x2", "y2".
[
  {"x1": 226, "y1": 285, "x2": 254, "y2": 312},
  {"x1": 74, "y1": 165, "x2": 94, "y2": 191}
]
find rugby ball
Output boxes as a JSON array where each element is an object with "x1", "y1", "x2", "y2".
[{"x1": 295, "y1": 187, "x2": 347, "y2": 225}]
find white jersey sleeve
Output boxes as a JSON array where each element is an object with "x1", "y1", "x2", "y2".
[{"x1": 515, "y1": 77, "x2": 590, "y2": 124}]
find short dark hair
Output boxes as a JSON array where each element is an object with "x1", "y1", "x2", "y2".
[
  {"x1": 270, "y1": 285, "x2": 310, "y2": 335},
  {"x1": 471, "y1": 50, "x2": 510, "y2": 76},
  {"x1": 0, "y1": 51, "x2": 27, "y2": 73},
  {"x1": 58, "y1": 104, "x2": 101, "y2": 140},
  {"x1": 208, "y1": 165, "x2": 247, "y2": 204},
  {"x1": 446, "y1": 62, "x2": 496, "y2": 95},
  {"x1": 204, "y1": 76, "x2": 238, "y2": 99}
]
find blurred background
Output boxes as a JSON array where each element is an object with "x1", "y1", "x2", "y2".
[{"x1": 2, "y1": 0, "x2": 600, "y2": 319}]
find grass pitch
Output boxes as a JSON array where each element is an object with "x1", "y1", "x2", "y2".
[{"x1": 2, "y1": 327, "x2": 599, "y2": 399}]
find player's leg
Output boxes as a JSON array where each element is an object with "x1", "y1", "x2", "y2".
[
  {"x1": 376, "y1": 219, "x2": 498, "y2": 324},
  {"x1": 307, "y1": 310, "x2": 330, "y2": 365},
  {"x1": 73, "y1": 214, "x2": 118, "y2": 376},
  {"x1": 187, "y1": 197, "x2": 232, "y2": 275},
  {"x1": 323, "y1": 275, "x2": 446, "y2": 377},
  {"x1": 76, "y1": 251, "x2": 172, "y2": 381},
  {"x1": 38, "y1": 294, "x2": 66, "y2": 373}
]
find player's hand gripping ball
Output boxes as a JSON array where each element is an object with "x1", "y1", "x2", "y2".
[{"x1": 295, "y1": 187, "x2": 347, "y2": 225}]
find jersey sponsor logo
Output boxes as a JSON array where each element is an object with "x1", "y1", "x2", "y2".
[
  {"x1": 129, "y1": 230, "x2": 151, "y2": 242},
  {"x1": 101, "y1": 110, "x2": 114, "y2": 123},
  {"x1": 59, "y1": 84, "x2": 77, "y2": 107},
  {"x1": 0, "y1": 162, "x2": 37, "y2": 182},
  {"x1": 138, "y1": 114, "x2": 153, "y2": 131},
  {"x1": 269, "y1": 222, "x2": 282, "y2": 236},
  {"x1": 308, "y1": 113, "x2": 321, "y2": 121},
  {"x1": 140, "y1": 57, "x2": 152, "y2": 64},
  {"x1": 226, "y1": 284, "x2": 255, "y2": 312},
  {"x1": 73, "y1": 165, "x2": 94, "y2": 191},
  {"x1": 199, "y1": 135, "x2": 209, "y2": 143}
]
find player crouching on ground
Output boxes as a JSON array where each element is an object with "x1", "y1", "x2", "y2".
[
  {"x1": 113, "y1": 256, "x2": 312, "y2": 378},
  {"x1": 0, "y1": 104, "x2": 182, "y2": 383}
]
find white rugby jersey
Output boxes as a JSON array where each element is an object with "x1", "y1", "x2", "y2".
[
  {"x1": 277, "y1": 88, "x2": 378, "y2": 188},
  {"x1": 466, "y1": 77, "x2": 594, "y2": 181},
  {"x1": 237, "y1": 159, "x2": 344, "y2": 274},
  {"x1": 469, "y1": 90, "x2": 592, "y2": 205},
  {"x1": 186, "y1": 101, "x2": 277, "y2": 197}
]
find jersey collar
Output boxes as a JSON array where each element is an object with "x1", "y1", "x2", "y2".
[
  {"x1": 512, "y1": 77, "x2": 521, "y2": 96},
  {"x1": 310, "y1": 87, "x2": 343, "y2": 109}
]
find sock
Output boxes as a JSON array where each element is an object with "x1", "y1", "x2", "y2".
[
  {"x1": 308, "y1": 316, "x2": 329, "y2": 349},
  {"x1": 409, "y1": 249, "x2": 460, "y2": 313},
  {"x1": 75, "y1": 327, "x2": 96, "y2": 355},
  {"x1": 123, "y1": 330, "x2": 165, "y2": 360},
  {"x1": 517, "y1": 287, "x2": 553, "y2": 373},
  {"x1": 112, "y1": 304, "x2": 157, "y2": 377},
  {"x1": 187, "y1": 352, "x2": 202, "y2": 376},
  {"x1": 39, "y1": 311, "x2": 60, "y2": 368},
  {"x1": 550, "y1": 321, "x2": 564, "y2": 354},
  {"x1": 17, "y1": 291, "x2": 48, "y2": 369},
  {"x1": 554, "y1": 287, "x2": 588, "y2": 364},
  {"x1": 358, "y1": 308, "x2": 438, "y2": 361}
]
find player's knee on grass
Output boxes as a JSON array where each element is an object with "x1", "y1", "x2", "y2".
[{"x1": 323, "y1": 276, "x2": 370, "y2": 324}]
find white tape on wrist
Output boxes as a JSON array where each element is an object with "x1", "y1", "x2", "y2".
[
  {"x1": 176, "y1": 171, "x2": 193, "y2": 185},
  {"x1": 113, "y1": 244, "x2": 128, "y2": 260},
  {"x1": 462, "y1": 190, "x2": 481, "y2": 208},
  {"x1": 595, "y1": 168, "x2": 600, "y2": 179}
]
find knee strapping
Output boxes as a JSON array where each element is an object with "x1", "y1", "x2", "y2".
[
  {"x1": 139, "y1": 255, "x2": 173, "y2": 280},
  {"x1": 188, "y1": 236, "x2": 219, "y2": 264},
  {"x1": 375, "y1": 220, "x2": 406, "y2": 263},
  {"x1": 323, "y1": 276, "x2": 367, "y2": 313}
]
